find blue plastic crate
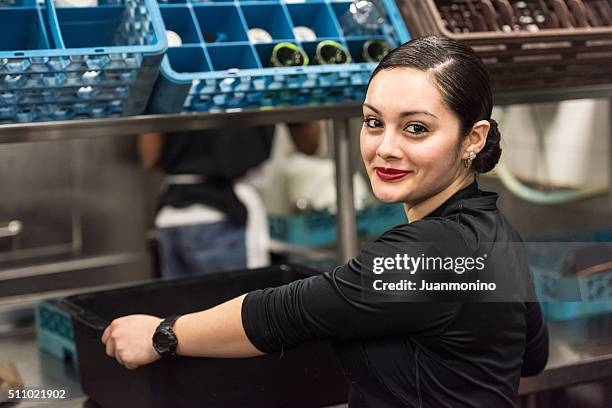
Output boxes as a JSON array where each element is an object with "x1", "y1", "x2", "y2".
[
  {"x1": 526, "y1": 229, "x2": 612, "y2": 321},
  {"x1": 35, "y1": 299, "x2": 77, "y2": 363},
  {"x1": 0, "y1": 0, "x2": 166, "y2": 123},
  {"x1": 147, "y1": 0, "x2": 410, "y2": 113},
  {"x1": 269, "y1": 203, "x2": 406, "y2": 247}
]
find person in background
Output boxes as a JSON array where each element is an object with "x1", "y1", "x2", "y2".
[{"x1": 139, "y1": 123, "x2": 319, "y2": 278}]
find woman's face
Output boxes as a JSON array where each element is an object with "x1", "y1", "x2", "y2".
[{"x1": 360, "y1": 67, "x2": 466, "y2": 205}]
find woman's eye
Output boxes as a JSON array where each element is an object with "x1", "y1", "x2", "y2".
[
  {"x1": 405, "y1": 124, "x2": 428, "y2": 134},
  {"x1": 364, "y1": 118, "x2": 383, "y2": 128}
]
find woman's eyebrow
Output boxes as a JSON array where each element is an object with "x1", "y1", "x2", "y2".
[
  {"x1": 363, "y1": 103, "x2": 438, "y2": 119},
  {"x1": 399, "y1": 110, "x2": 438, "y2": 119},
  {"x1": 363, "y1": 103, "x2": 382, "y2": 115}
]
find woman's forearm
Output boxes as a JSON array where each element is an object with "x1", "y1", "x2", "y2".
[{"x1": 174, "y1": 293, "x2": 266, "y2": 358}]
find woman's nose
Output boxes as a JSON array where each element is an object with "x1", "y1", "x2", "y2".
[{"x1": 376, "y1": 131, "x2": 402, "y2": 160}]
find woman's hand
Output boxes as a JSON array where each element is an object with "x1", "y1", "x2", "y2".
[{"x1": 101, "y1": 314, "x2": 163, "y2": 370}]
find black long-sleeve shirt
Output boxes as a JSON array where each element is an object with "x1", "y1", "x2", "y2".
[{"x1": 242, "y1": 180, "x2": 548, "y2": 407}]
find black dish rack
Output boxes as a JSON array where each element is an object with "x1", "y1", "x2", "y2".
[{"x1": 399, "y1": 0, "x2": 612, "y2": 92}]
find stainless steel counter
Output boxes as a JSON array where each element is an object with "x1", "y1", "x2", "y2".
[
  {"x1": 519, "y1": 313, "x2": 612, "y2": 395},
  {"x1": 0, "y1": 314, "x2": 610, "y2": 407},
  {"x1": 0, "y1": 327, "x2": 86, "y2": 407}
]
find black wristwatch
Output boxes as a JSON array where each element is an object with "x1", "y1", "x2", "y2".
[{"x1": 152, "y1": 315, "x2": 181, "y2": 357}]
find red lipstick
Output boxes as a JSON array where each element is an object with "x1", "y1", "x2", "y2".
[{"x1": 375, "y1": 167, "x2": 412, "y2": 182}]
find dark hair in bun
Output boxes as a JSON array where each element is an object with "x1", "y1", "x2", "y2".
[
  {"x1": 472, "y1": 118, "x2": 502, "y2": 173},
  {"x1": 368, "y1": 35, "x2": 502, "y2": 173}
]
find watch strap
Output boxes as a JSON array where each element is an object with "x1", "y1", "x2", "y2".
[{"x1": 161, "y1": 315, "x2": 180, "y2": 330}]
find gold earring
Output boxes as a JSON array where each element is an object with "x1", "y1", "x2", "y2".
[{"x1": 463, "y1": 151, "x2": 476, "y2": 168}]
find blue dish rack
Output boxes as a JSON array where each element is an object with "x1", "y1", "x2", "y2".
[
  {"x1": 269, "y1": 203, "x2": 406, "y2": 247},
  {"x1": 147, "y1": 0, "x2": 410, "y2": 113},
  {"x1": 0, "y1": 0, "x2": 166, "y2": 123},
  {"x1": 526, "y1": 229, "x2": 612, "y2": 321},
  {"x1": 35, "y1": 299, "x2": 77, "y2": 363}
]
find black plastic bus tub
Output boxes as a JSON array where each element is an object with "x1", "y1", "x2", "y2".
[{"x1": 60, "y1": 264, "x2": 348, "y2": 408}]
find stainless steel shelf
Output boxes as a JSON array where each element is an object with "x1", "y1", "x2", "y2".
[
  {"x1": 493, "y1": 84, "x2": 612, "y2": 106},
  {"x1": 0, "y1": 104, "x2": 361, "y2": 145},
  {"x1": 1, "y1": 84, "x2": 612, "y2": 145}
]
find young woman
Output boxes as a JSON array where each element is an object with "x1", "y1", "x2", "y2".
[{"x1": 102, "y1": 36, "x2": 548, "y2": 407}]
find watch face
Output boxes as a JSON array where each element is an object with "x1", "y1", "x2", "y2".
[
  {"x1": 153, "y1": 316, "x2": 180, "y2": 357},
  {"x1": 153, "y1": 329, "x2": 176, "y2": 355}
]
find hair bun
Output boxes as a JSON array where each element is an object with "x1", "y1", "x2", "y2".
[{"x1": 472, "y1": 118, "x2": 502, "y2": 173}]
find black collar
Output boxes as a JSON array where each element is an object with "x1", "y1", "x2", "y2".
[{"x1": 424, "y1": 180, "x2": 497, "y2": 219}]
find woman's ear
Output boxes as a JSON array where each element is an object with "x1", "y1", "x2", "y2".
[{"x1": 462, "y1": 119, "x2": 490, "y2": 156}]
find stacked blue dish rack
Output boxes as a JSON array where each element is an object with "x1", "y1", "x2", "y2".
[
  {"x1": 148, "y1": 0, "x2": 410, "y2": 113},
  {"x1": 0, "y1": 0, "x2": 166, "y2": 123},
  {"x1": 36, "y1": 299, "x2": 77, "y2": 363},
  {"x1": 269, "y1": 203, "x2": 406, "y2": 247}
]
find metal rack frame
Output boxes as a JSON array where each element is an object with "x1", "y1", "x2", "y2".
[
  {"x1": 1, "y1": 83, "x2": 611, "y2": 143},
  {"x1": 1, "y1": 83, "x2": 611, "y2": 262}
]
